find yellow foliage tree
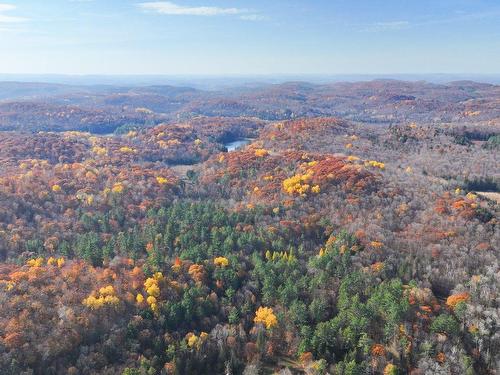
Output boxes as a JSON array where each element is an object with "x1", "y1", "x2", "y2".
[
  {"x1": 156, "y1": 176, "x2": 169, "y2": 185},
  {"x1": 83, "y1": 285, "x2": 120, "y2": 310},
  {"x1": 146, "y1": 283, "x2": 160, "y2": 298},
  {"x1": 146, "y1": 295, "x2": 157, "y2": 305},
  {"x1": 143, "y1": 275, "x2": 163, "y2": 312},
  {"x1": 27, "y1": 257, "x2": 44, "y2": 267},
  {"x1": 254, "y1": 148, "x2": 269, "y2": 157},
  {"x1": 92, "y1": 146, "x2": 107, "y2": 156},
  {"x1": 111, "y1": 183, "x2": 124, "y2": 194},
  {"x1": 136, "y1": 293, "x2": 145, "y2": 305},
  {"x1": 119, "y1": 146, "x2": 136, "y2": 153},
  {"x1": 283, "y1": 171, "x2": 314, "y2": 196},
  {"x1": 187, "y1": 334, "x2": 199, "y2": 348},
  {"x1": 254, "y1": 306, "x2": 278, "y2": 329},
  {"x1": 213, "y1": 257, "x2": 229, "y2": 267},
  {"x1": 186, "y1": 332, "x2": 208, "y2": 349},
  {"x1": 384, "y1": 364, "x2": 397, "y2": 375},
  {"x1": 365, "y1": 160, "x2": 385, "y2": 170}
]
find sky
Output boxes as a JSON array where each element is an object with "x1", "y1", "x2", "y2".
[{"x1": 0, "y1": 0, "x2": 499, "y2": 75}]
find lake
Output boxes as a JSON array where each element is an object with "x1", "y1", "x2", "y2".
[{"x1": 224, "y1": 138, "x2": 252, "y2": 152}]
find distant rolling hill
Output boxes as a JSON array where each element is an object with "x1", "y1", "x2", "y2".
[{"x1": 0, "y1": 79, "x2": 498, "y2": 133}]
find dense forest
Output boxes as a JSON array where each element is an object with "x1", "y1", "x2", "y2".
[{"x1": 0, "y1": 80, "x2": 498, "y2": 374}]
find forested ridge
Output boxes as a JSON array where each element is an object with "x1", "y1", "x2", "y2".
[{"x1": 0, "y1": 81, "x2": 498, "y2": 375}]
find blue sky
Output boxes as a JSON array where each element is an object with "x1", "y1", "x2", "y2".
[{"x1": 0, "y1": 0, "x2": 499, "y2": 75}]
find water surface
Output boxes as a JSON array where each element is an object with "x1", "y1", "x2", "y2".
[{"x1": 224, "y1": 138, "x2": 252, "y2": 152}]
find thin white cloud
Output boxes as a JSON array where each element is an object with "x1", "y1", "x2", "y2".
[
  {"x1": 0, "y1": 4, "x2": 15, "y2": 12},
  {"x1": 419, "y1": 10, "x2": 500, "y2": 25},
  {"x1": 360, "y1": 21, "x2": 410, "y2": 32},
  {"x1": 239, "y1": 14, "x2": 266, "y2": 21},
  {"x1": 139, "y1": 1, "x2": 247, "y2": 16},
  {"x1": 375, "y1": 21, "x2": 410, "y2": 28},
  {"x1": 0, "y1": 3, "x2": 27, "y2": 23},
  {"x1": 359, "y1": 10, "x2": 500, "y2": 33}
]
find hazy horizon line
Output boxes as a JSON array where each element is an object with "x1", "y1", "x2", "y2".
[
  {"x1": 1, "y1": 72, "x2": 499, "y2": 88},
  {"x1": 1, "y1": 72, "x2": 499, "y2": 77}
]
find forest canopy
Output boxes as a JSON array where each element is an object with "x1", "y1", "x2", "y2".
[{"x1": 0, "y1": 80, "x2": 498, "y2": 375}]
